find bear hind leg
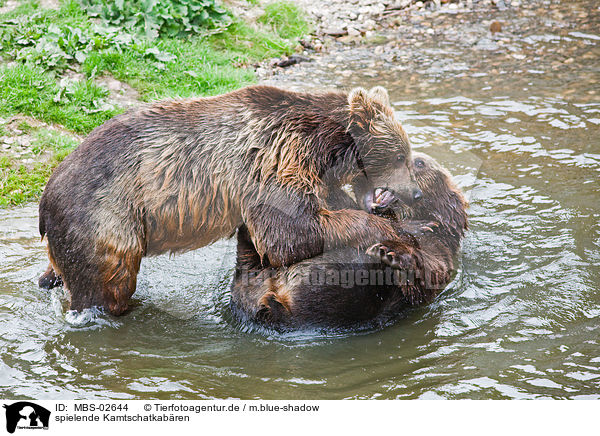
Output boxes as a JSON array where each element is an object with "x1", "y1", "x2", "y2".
[{"x1": 65, "y1": 248, "x2": 142, "y2": 316}]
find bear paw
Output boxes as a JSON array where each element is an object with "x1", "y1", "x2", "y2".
[
  {"x1": 396, "y1": 220, "x2": 439, "y2": 237},
  {"x1": 366, "y1": 242, "x2": 419, "y2": 272},
  {"x1": 38, "y1": 268, "x2": 63, "y2": 290},
  {"x1": 256, "y1": 291, "x2": 291, "y2": 324}
]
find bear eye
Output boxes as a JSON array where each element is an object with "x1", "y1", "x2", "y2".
[
  {"x1": 395, "y1": 155, "x2": 406, "y2": 166},
  {"x1": 415, "y1": 158, "x2": 425, "y2": 168}
]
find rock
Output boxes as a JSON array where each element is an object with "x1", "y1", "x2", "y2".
[
  {"x1": 39, "y1": 0, "x2": 59, "y2": 9},
  {"x1": 0, "y1": 0, "x2": 18, "y2": 14},
  {"x1": 490, "y1": 21, "x2": 503, "y2": 34},
  {"x1": 299, "y1": 39, "x2": 315, "y2": 50},
  {"x1": 475, "y1": 37, "x2": 499, "y2": 50},
  {"x1": 95, "y1": 76, "x2": 140, "y2": 108},
  {"x1": 323, "y1": 28, "x2": 348, "y2": 37},
  {"x1": 364, "y1": 19, "x2": 376, "y2": 30},
  {"x1": 15, "y1": 137, "x2": 30, "y2": 147},
  {"x1": 274, "y1": 55, "x2": 311, "y2": 68},
  {"x1": 347, "y1": 26, "x2": 361, "y2": 37},
  {"x1": 493, "y1": 0, "x2": 507, "y2": 11}
]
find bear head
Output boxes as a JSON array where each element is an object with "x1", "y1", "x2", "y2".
[
  {"x1": 342, "y1": 86, "x2": 422, "y2": 207},
  {"x1": 364, "y1": 151, "x2": 468, "y2": 240}
]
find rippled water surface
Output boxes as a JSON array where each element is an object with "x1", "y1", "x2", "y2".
[{"x1": 1, "y1": 0, "x2": 599, "y2": 399}]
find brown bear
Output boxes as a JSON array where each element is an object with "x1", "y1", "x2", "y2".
[
  {"x1": 38, "y1": 85, "x2": 423, "y2": 315},
  {"x1": 230, "y1": 151, "x2": 468, "y2": 330}
]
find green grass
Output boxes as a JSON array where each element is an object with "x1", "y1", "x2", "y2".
[
  {"x1": 258, "y1": 1, "x2": 311, "y2": 40},
  {"x1": 0, "y1": 0, "x2": 310, "y2": 105},
  {"x1": 0, "y1": 64, "x2": 119, "y2": 134},
  {"x1": 81, "y1": 28, "x2": 262, "y2": 100},
  {"x1": 80, "y1": 16, "x2": 305, "y2": 100},
  {"x1": 0, "y1": 0, "x2": 311, "y2": 206},
  {"x1": 0, "y1": 129, "x2": 78, "y2": 206},
  {"x1": 31, "y1": 129, "x2": 79, "y2": 160},
  {"x1": 0, "y1": 163, "x2": 53, "y2": 206}
]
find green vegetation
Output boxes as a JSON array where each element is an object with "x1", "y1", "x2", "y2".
[
  {"x1": 81, "y1": 0, "x2": 231, "y2": 40},
  {"x1": 0, "y1": 163, "x2": 53, "y2": 206},
  {"x1": 0, "y1": 0, "x2": 311, "y2": 205},
  {"x1": 0, "y1": 64, "x2": 118, "y2": 133},
  {"x1": 258, "y1": 1, "x2": 310, "y2": 40},
  {"x1": 0, "y1": 127, "x2": 78, "y2": 206}
]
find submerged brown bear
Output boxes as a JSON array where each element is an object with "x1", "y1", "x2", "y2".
[
  {"x1": 230, "y1": 152, "x2": 468, "y2": 330},
  {"x1": 38, "y1": 85, "x2": 423, "y2": 315}
]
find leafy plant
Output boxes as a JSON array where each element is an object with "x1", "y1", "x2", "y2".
[
  {"x1": 257, "y1": 1, "x2": 310, "y2": 40},
  {"x1": 0, "y1": 12, "x2": 178, "y2": 72},
  {"x1": 80, "y1": 0, "x2": 232, "y2": 40}
]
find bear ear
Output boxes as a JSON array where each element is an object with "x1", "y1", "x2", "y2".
[
  {"x1": 348, "y1": 87, "x2": 379, "y2": 126},
  {"x1": 347, "y1": 86, "x2": 393, "y2": 124},
  {"x1": 347, "y1": 87, "x2": 369, "y2": 113},
  {"x1": 368, "y1": 86, "x2": 391, "y2": 108}
]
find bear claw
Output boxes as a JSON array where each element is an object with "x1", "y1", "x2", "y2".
[{"x1": 367, "y1": 242, "x2": 418, "y2": 271}]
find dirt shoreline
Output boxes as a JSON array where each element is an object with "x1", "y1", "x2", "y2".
[
  {"x1": 257, "y1": 0, "x2": 522, "y2": 83},
  {"x1": 258, "y1": 0, "x2": 598, "y2": 102}
]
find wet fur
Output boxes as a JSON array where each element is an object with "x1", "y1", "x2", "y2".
[
  {"x1": 230, "y1": 152, "x2": 468, "y2": 330},
  {"x1": 39, "y1": 85, "x2": 417, "y2": 315}
]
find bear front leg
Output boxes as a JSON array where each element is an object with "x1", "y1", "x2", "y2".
[
  {"x1": 245, "y1": 207, "x2": 405, "y2": 267},
  {"x1": 317, "y1": 208, "x2": 405, "y2": 253},
  {"x1": 243, "y1": 197, "x2": 325, "y2": 267},
  {"x1": 243, "y1": 186, "x2": 405, "y2": 267}
]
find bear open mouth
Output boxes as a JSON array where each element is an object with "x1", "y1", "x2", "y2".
[{"x1": 364, "y1": 187, "x2": 396, "y2": 213}]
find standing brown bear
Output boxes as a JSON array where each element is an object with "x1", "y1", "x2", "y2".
[
  {"x1": 230, "y1": 152, "x2": 468, "y2": 330},
  {"x1": 39, "y1": 85, "x2": 422, "y2": 315}
]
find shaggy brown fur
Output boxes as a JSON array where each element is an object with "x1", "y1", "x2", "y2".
[
  {"x1": 38, "y1": 85, "x2": 421, "y2": 315},
  {"x1": 230, "y1": 152, "x2": 468, "y2": 330}
]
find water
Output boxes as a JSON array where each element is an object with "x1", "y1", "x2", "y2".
[{"x1": 1, "y1": 0, "x2": 599, "y2": 399}]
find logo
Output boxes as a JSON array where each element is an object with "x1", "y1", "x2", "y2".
[{"x1": 3, "y1": 402, "x2": 50, "y2": 434}]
